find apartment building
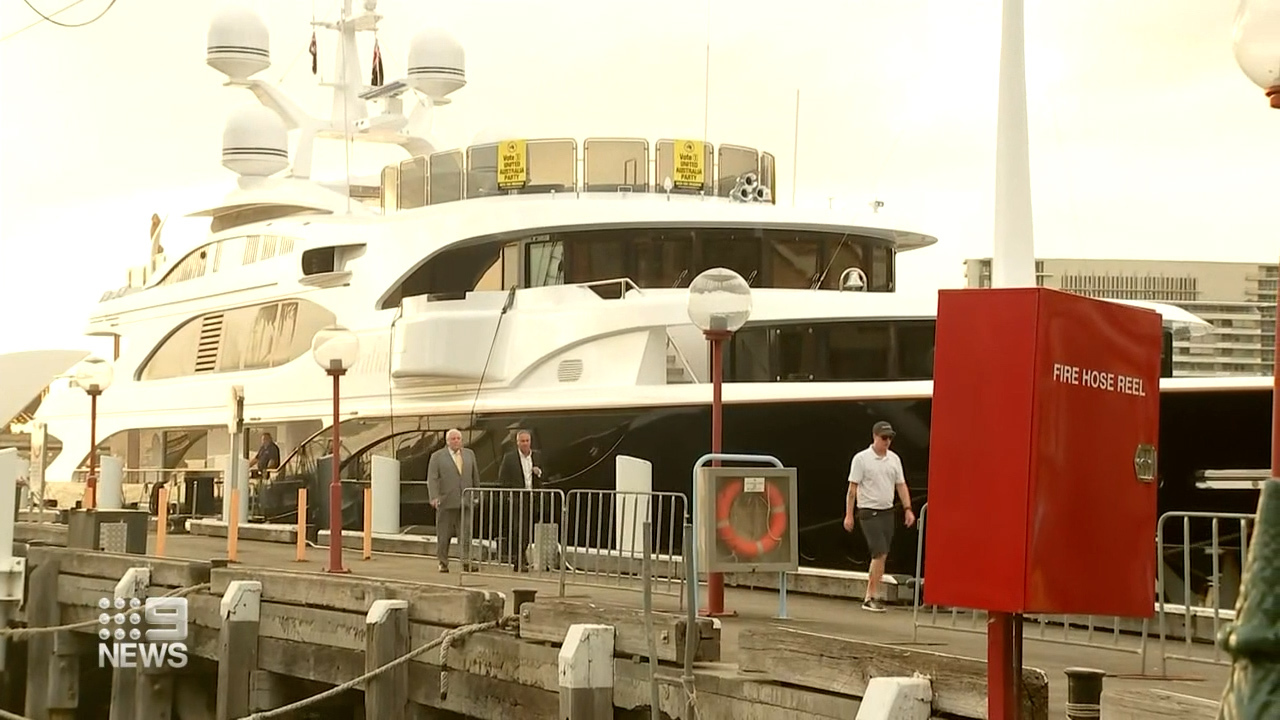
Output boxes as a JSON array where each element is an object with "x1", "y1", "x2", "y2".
[{"x1": 962, "y1": 258, "x2": 1278, "y2": 376}]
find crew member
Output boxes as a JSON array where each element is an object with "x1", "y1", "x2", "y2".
[
  {"x1": 248, "y1": 432, "x2": 280, "y2": 479},
  {"x1": 498, "y1": 429, "x2": 545, "y2": 572},
  {"x1": 843, "y1": 420, "x2": 915, "y2": 612}
]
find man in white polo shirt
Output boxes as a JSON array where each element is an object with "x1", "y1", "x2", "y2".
[{"x1": 843, "y1": 421, "x2": 915, "y2": 612}]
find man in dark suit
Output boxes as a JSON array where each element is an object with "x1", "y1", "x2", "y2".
[
  {"x1": 497, "y1": 430, "x2": 545, "y2": 571},
  {"x1": 426, "y1": 428, "x2": 479, "y2": 573}
]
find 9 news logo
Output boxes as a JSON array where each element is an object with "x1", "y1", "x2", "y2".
[{"x1": 95, "y1": 596, "x2": 189, "y2": 669}]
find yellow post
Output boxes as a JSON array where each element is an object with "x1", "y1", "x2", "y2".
[
  {"x1": 156, "y1": 487, "x2": 169, "y2": 557},
  {"x1": 227, "y1": 487, "x2": 240, "y2": 564},
  {"x1": 295, "y1": 488, "x2": 307, "y2": 562},
  {"x1": 363, "y1": 486, "x2": 373, "y2": 561}
]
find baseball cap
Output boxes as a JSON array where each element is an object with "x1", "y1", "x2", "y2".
[{"x1": 872, "y1": 421, "x2": 895, "y2": 438}]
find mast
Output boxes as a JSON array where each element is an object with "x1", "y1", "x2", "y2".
[{"x1": 990, "y1": 0, "x2": 1035, "y2": 288}]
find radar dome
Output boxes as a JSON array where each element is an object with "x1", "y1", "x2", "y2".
[
  {"x1": 407, "y1": 28, "x2": 466, "y2": 101},
  {"x1": 207, "y1": 4, "x2": 270, "y2": 81},
  {"x1": 222, "y1": 105, "x2": 289, "y2": 177}
]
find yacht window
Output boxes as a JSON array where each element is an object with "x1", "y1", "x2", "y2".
[
  {"x1": 775, "y1": 326, "x2": 819, "y2": 381},
  {"x1": 301, "y1": 247, "x2": 336, "y2": 275},
  {"x1": 826, "y1": 323, "x2": 891, "y2": 381},
  {"x1": 513, "y1": 139, "x2": 576, "y2": 195},
  {"x1": 699, "y1": 232, "x2": 761, "y2": 285},
  {"x1": 872, "y1": 245, "x2": 893, "y2": 291},
  {"x1": 634, "y1": 234, "x2": 691, "y2": 288},
  {"x1": 466, "y1": 144, "x2": 500, "y2": 198},
  {"x1": 397, "y1": 156, "x2": 427, "y2": 209},
  {"x1": 716, "y1": 145, "x2": 760, "y2": 198},
  {"x1": 564, "y1": 231, "x2": 627, "y2": 286},
  {"x1": 159, "y1": 247, "x2": 210, "y2": 285},
  {"x1": 139, "y1": 299, "x2": 335, "y2": 380},
  {"x1": 820, "y1": 237, "x2": 865, "y2": 290},
  {"x1": 501, "y1": 242, "x2": 520, "y2": 290},
  {"x1": 527, "y1": 239, "x2": 564, "y2": 287},
  {"x1": 768, "y1": 234, "x2": 820, "y2": 288},
  {"x1": 583, "y1": 139, "x2": 649, "y2": 192},
  {"x1": 893, "y1": 321, "x2": 935, "y2": 380},
  {"x1": 729, "y1": 326, "x2": 770, "y2": 381},
  {"x1": 428, "y1": 150, "x2": 464, "y2": 205}
]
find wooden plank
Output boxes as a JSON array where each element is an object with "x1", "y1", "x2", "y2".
[
  {"x1": 738, "y1": 626, "x2": 1048, "y2": 720},
  {"x1": 209, "y1": 566, "x2": 503, "y2": 626},
  {"x1": 29, "y1": 546, "x2": 211, "y2": 588},
  {"x1": 1102, "y1": 688, "x2": 1219, "y2": 719},
  {"x1": 13, "y1": 522, "x2": 68, "y2": 547},
  {"x1": 518, "y1": 597, "x2": 720, "y2": 664}
]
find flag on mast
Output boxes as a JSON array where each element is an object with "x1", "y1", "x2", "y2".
[
  {"x1": 371, "y1": 38, "x2": 384, "y2": 86},
  {"x1": 309, "y1": 31, "x2": 318, "y2": 75}
]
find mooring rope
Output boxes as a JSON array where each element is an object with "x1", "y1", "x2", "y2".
[
  {"x1": 0, "y1": 582, "x2": 210, "y2": 641},
  {"x1": 239, "y1": 614, "x2": 519, "y2": 720},
  {"x1": 0, "y1": 708, "x2": 31, "y2": 720}
]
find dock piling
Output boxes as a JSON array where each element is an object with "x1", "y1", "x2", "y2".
[
  {"x1": 365, "y1": 599, "x2": 409, "y2": 720},
  {"x1": 108, "y1": 567, "x2": 151, "y2": 720},
  {"x1": 557, "y1": 624, "x2": 615, "y2": 720},
  {"x1": 216, "y1": 580, "x2": 261, "y2": 720}
]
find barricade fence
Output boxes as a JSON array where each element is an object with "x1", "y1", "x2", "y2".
[
  {"x1": 910, "y1": 503, "x2": 1257, "y2": 675},
  {"x1": 459, "y1": 487, "x2": 688, "y2": 604}
]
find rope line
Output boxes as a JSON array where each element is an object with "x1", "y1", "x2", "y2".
[
  {"x1": 0, "y1": 582, "x2": 209, "y2": 640},
  {"x1": 0, "y1": 708, "x2": 32, "y2": 720},
  {"x1": 239, "y1": 615, "x2": 519, "y2": 720}
]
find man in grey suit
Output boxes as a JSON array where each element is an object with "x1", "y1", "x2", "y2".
[{"x1": 427, "y1": 428, "x2": 479, "y2": 573}]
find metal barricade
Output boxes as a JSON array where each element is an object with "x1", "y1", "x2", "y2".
[
  {"x1": 1155, "y1": 511, "x2": 1254, "y2": 672},
  {"x1": 461, "y1": 487, "x2": 567, "y2": 593},
  {"x1": 910, "y1": 503, "x2": 1258, "y2": 675},
  {"x1": 910, "y1": 502, "x2": 1151, "y2": 668},
  {"x1": 560, "y1": 489, "x2": 687, "y2": 603}
]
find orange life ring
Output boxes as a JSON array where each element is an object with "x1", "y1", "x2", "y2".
[{"x1": 715, "y1": 478, "x2": 788, "y2": 558}]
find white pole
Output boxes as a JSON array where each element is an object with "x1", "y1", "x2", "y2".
[{"x1": 991, "y1": 0, "x2": 1036, "y2": 289}]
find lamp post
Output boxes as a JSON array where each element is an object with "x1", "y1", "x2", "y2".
[
  {"x1": 311, "y1": 326, "x2": 360, "y2": 574},
  {"x1": 73, "y1": 357, "x2": 114, "y2": 510},
  {"x1": 686, "y1": 267, "x2": 753, "y2": 617},
  {"x1": 1222, "y1": 5, "x2": 1280, "y2": 718}
]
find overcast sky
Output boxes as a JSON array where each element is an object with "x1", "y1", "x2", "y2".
[{"x1": 1, "y1": 0, "x2": 1277, "y2": 357}]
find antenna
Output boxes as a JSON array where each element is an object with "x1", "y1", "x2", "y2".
[
  {"x1": 206, "y1": 2, "x2": 466, "y2": 188},
  {"x1": 790, "y1": 88, "x2": 800, "y2": 207},
  {"x1": 340, "y1": 0, "x2": 354, "y2": 213},
  {"x1": 702, "y1": 0, "x2": 712, "y2": 144}
]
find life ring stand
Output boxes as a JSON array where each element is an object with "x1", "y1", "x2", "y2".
[{"x1": 714, "y1": 478, "x2": 788, "y2": 558}]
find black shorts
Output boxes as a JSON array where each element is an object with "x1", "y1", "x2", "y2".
[{"x1": 857, "y1": 507, "x2": 895, "y2": 558}]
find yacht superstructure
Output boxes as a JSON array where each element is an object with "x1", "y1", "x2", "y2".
[{"x1": 28, "y1": 1, "x2": 1273, "y2": 576}]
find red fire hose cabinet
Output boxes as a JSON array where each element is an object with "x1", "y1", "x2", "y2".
[{"x1": 924, "y1": 287, "x2": 1162, "y2": 618}]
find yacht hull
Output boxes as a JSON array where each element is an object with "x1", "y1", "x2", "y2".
[{"x1": 265, "y1": 383, "x2": 1272, "y2": 578}]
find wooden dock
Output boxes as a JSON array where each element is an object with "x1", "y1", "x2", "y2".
[{"x1": 1, "y1": 522, "x2": 1228, "y2": 719}]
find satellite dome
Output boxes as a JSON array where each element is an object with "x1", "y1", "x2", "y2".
[
  {"x1": 407, "y1": 27, "x2": 466, "y2": 101},
  {"x1": 207, "y1": 4, "x2": 270, "y2": 82},
  {"x1": 222, "y1": 106, "x2": 289, "y2": 177}
]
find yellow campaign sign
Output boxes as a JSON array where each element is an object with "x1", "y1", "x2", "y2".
[
  {"x1": 673, "y1": 139, "x2": 704, "y2": 189},
  {"x1": 497, "y1": 139, "x2": 528, "y2": 189}
]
